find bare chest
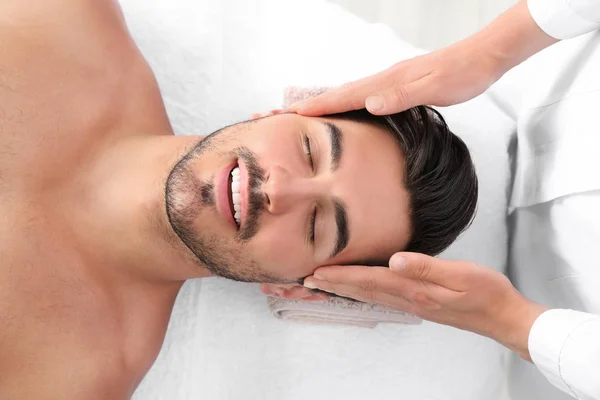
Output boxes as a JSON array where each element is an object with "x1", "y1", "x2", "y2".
[
  {"x1": 0, "y1": 4, "x2": 174, "y2": 397},
  {"x1": 0, "y1": 217, "x2": 167, "y2": 400}
]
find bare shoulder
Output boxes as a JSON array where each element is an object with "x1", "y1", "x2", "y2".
[
  {"x1": 0, "y1": 0, "x2": 167, "y2": 186},
  {"x1": 0, "y1": 0, "x2": 123, "y2": 25},
  {"x1": 0, "y1": 217, "x2": 171, "y2": 399},
  {"x1": 0, "y1": 0, "x2": 134, "y2": 55},
  {"x1": 0, "y1": 0, "x2": 142, "y2": 108},
  {"x1": 0, "y1": 231, "x2": 135, "y2": 400}
]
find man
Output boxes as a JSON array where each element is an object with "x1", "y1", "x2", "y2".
[
  {"x1": 294, "y1": 0, "x2": 600, "y2": 399},
  {"x1": 0, "y1": 0, "x2": 477, "y2": 398}
]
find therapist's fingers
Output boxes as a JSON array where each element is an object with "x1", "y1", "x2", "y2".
[
  {"x1": 250, "y1": 109, "x2": 285, "y2": 120},
  {"x1": 288, "y1": 64, "x2": 406, "y2": 116},
  {"x1": 305, "y1": 265, "x2": 450, "y2": 308},
  {"x1": 288, "y1": 55, "x2": 439, "y2": 116},
  {"x1": 304, "y1": 274, "x2": 420, "y2": 313},
  {"x1": 365, "y1": 75, "x2": 438, "y2": 115},
  {"x1": 288, "y1": 75, "x2": 387, "y2": 116},
  {"x1": 323, "y1": 283, "x2": 419, "y2": 313},
  {"x1": 292, "y1": 73, "x2": 436, "y2": 117},
  {"x1": 389, "y1": 252, "x2": 475, "y2": 291}
]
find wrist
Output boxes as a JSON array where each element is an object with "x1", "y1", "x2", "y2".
[
  {"x1": 496, "y1": 293, "x2": 549, "y2": 361},
  {"x1": 472, "y1": 0, "x2": 558, "y2": 81}
]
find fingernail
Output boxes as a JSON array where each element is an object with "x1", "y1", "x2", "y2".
[
  {"x1": 389, "y1": 254, "x2": 407, "y2": 271},
  {"x1": 313, "y1": 272, "x2": 324, "y2": 280},
  {"x1": 366, "y1": 96, "x2": 384, "y2": 112},
  {"x1": 303, "y1": 279, "x2": 318, "y2": 289}
]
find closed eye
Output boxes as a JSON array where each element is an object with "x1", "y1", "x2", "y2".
[
  {"x1": 303, "y1": 134, "x2": 314, "y2": 171},
  {"x1": 309, "y1": 207, "x2": 317, "y2": 244},
  {"x1": 303, "y1": 134, "x2": 316, "y2": 244}
]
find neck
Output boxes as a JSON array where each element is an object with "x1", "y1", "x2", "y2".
[{"x1": 70, "y1": 133, "x2": 213, "y2": 284}]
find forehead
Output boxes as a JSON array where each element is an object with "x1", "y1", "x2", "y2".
[{"x1": 310, "y1": 115, "x2": 411, "y2": 266}]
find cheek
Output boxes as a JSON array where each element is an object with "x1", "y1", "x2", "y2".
[
  {"x1": 248, "y1": 215, "x2": 316, "y2": 278},
  {"x1": 241, "y1": 128, "x2": 297, "y2": 163}
]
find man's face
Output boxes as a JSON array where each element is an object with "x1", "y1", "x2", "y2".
[{"x1": 165, "y1": 113, "x2": 411, "y2": 283}]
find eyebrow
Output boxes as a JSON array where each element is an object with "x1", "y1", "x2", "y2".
[
  {"x1": 321, "y1": 122, "x2": 348, "y2": 258},
  {"x1": 330, "y1": 198, "x2": 349, "y2": 258},
  {"x1": 324, "y1": 122, "x2": 342, "y2": 171}
]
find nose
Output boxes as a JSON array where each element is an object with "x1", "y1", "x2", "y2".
[{"x1": 263, "y1": 165, "x2": 322, "y2": 214}]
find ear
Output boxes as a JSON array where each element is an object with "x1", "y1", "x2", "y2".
[
  {"x1": 260, "y1": 283, "x2": 329, "y2": 302},
  {"x1": 250, "y1": 109, "x2": 285, "y2": 120}
]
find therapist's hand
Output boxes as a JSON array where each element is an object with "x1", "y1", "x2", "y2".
[
  {"x1": 289, "y1": 38, "x2": 501, "y2": 116},
  {"x1": 304, "y1": 252, "x2": 549, "y2": 361},
  {"x1": 289, "y1": 1, "x2": 556, "y2": 117}
]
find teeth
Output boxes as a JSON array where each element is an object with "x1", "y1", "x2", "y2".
[{"x1": 230, "y1": 167, "x2": 242, "y2": 225}]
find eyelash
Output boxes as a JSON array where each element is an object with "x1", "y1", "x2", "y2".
[
  {"x1": 303, "y1": 134, "x2": 317, "y2": 244},
  {"x1": 309, "y1": 207, "x2": 317, "y2": 244},
  {"x1": 303, "y1": 135, "x2": 314, "y2": 171}
]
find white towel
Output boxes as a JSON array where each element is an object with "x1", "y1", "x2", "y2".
[{"x1": 268, "y1": 296, "x2": 422, "y2": 328}]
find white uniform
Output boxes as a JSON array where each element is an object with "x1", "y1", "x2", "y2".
[{"x1": 510, "y1": 1, "x2": 600, "y2": 399}]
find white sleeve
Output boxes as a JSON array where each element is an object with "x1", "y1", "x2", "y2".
[
  {"x1": 528, "y1": 0, "x2": 600, "y2": 39},
  {"x1": 529, "y1": 309, "x2": 600, "y2": 400}
]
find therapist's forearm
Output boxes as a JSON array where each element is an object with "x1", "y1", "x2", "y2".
[
  {"x1": 291, "y1": 0, "x2": 564, "y2": 116},
  {"x1": 467, "y1": 0, "x2": 559, "y2": 80},
  {"x1": 494, "y1": 294, "x2": 550, "y2": 362}
]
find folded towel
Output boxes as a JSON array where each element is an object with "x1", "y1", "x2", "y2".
[
  {"x1": 264, "y1": 87, "x2": 422, "y2": 328},
  {"x1": 284, "y1": 86, "x2": 329, "y2": 106},
  {"x1": 268, "y1": 296, "x2": 422, "y2": 328}
]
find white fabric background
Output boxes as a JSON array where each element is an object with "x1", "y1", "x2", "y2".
[{"x1": 329, "y1": 0, "x2": 518, "y2": 50}]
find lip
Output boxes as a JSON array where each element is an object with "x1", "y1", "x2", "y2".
[
  {"x1": 237, "y1": 158, "x2": 249, "y2": 228},
  {"x1": 216, "y1": 160, "x2": 239, "y2": 229}
]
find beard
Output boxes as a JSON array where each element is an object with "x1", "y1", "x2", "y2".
[{"x1": 164, "y1": 122, "x2": 285, "y2": 283}]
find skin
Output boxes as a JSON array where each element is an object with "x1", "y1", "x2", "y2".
[
  {"x1": 289, "y1": 0, "x2": 559, "y2": 361},
  {"x1": 164, "y1": 111, "x2": 412, "y2": 284},
  {"x1": 0, "y1": 1, "x2": 412, "y2": 398}
]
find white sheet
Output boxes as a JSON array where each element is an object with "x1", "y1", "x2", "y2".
[{"x1": 120, "y1": 0, "x2": 516, "y2": 398}]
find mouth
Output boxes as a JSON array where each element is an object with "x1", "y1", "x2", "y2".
[
  {"x1": 228, "y1": 163, "x2": 241, "y2": 228},
  {"x1": 217, "y1": 157, "x2": 250, "y2": 232},
  {"x1": 216, "y1": 160, "x2": 240, "y2": 230}
]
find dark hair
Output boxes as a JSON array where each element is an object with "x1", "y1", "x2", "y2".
[{"x1": 333, "y1": 106, "x2": 478, "y2": 256}]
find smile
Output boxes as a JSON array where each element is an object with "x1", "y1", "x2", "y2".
[
  {"x1": 229, "y1": 166, "x2": 241, "y2": 226},
  {"x1": 217, "y1": 159, "x2": 248, "y2": 231}
]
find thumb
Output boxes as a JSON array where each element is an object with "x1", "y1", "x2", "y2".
[
  {"x1": 289, "y1": 78, "x2": 379, "y2": 117},
  {"x1": 390, "y1": 252, "x2": 464, "y2": 289},
  {"x1": 366, "y1": 78, "x2": 433, "y2": 115},
  {"x1": 389, "y1": 252, "x2": 433, "y2": 277}
]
